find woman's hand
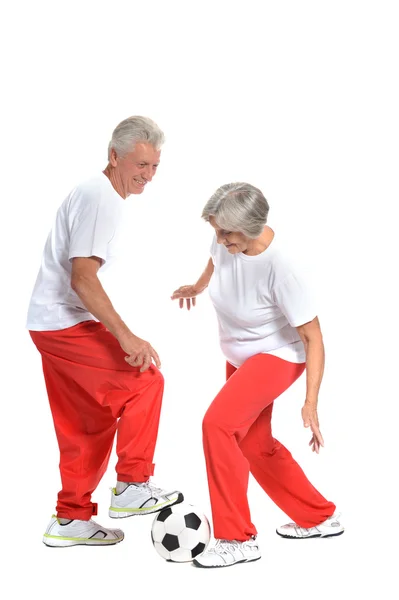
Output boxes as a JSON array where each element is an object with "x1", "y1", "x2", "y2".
[
  {"x1": 171, "y1": 259, "x2": 214, "y2": 310},
  {"x1": 171, "y1": 285, "x2": 203, "y2": 310},
  {"x1": 301, "y1": 401, "x2": 324, "y2": 454}
]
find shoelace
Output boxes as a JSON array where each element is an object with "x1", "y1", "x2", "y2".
[
  {"x1": 111, "y1": 482, "x2": 166, "y2": 496},
  {"x1": 291, "y1": 513, "x2": 341, "y2": 535},
  {"x1": 139, "y1": 482, "x2": 165, "y2": 496},
  {"x1": 210, "y1": 539, "x2": 257, "y2": 555},
  {"x1": 209, "y1": 540, "x2": 238, "y2": 555},
  {"x1": 329, "y1": 512, "x2": 341, "y2": 523},
  {"x1": 87, "y1": 519, "x2": 104, "y2": 529}
]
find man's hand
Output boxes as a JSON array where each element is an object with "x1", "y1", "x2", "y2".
[
  {"x1": 171, "y1": 285, "x2": 203, "y2": 310},
  {"x1": 301, "y1": 401, "x2": 324, "y2": 454},
  {"x1": 119, "y1": 334, "x2": 161, "y2": 373}
]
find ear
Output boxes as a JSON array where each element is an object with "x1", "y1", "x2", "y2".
[{"x1": 109, "y1": 148, "x2": 118, "y2": 167}]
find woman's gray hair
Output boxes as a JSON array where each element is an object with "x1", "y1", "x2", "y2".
[
  {"x1": 202, "y1": 182, "x2": 269, "y2": 238},
  {"x1": 108, "y1": 116, "x2": 165, "y2": 159}
]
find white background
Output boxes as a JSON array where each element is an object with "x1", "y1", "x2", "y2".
[{"x1": 1, "y1": 0, "x2": 398, "y2": 598}]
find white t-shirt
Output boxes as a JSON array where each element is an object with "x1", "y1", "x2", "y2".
[
  {"x1": 208, "y1": 235, "x2": 317, "y2": 367},
  {"x1": 27, "y1": 173, "x2": 126, "y2": 331}
]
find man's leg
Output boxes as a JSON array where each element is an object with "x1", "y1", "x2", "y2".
[
  {"x1": 31, "y1": 321, "x2": 181, "y2": 522},
  {"x1": 40, "y1": 351, "x2": 117, "y2": 520}
]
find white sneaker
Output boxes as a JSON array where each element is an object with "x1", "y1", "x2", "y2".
[
  {"x1": 193, "y1": 536, "x2": 261, "y2": 568},
  {"x1": 277, "y1": 512, "x2": 344, "y2": 539},
  {"x1": 43, "y1": 515, "x2": 124, "y2": 547},
  {"x1": 109, "y1": 481, "x2": 184, "y2": 518}
]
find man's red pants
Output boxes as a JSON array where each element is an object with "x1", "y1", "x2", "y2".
[
  {"x1": 30, "y1": 321, "x2": 164, "y2": 520},
  {"x1": 202, "y1": 354, "x2": 336, "y2": 540}
]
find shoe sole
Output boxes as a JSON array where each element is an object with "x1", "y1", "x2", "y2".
[
  {"x1": 276, "y1": 529, "x2": 345, "y2": 539},
  {"x1": 193, "y1": 556, "x2": 261, "y2": 569},
  {"x1": 109, "y1": 492, "x2": 184, "y2": 519},
  {"x1": 43, "y1": 536, "x2": 124, "y2": 548}
]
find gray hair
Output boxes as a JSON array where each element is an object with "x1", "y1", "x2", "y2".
[
  {"x1": 108, "y1": 116, "x2": 165, "y2": 159},
  {"x1": 201, "y1": 182, "x2": 269, "y2": 238}
]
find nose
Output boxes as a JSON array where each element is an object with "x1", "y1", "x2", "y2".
[
  {"x1": 216, "y1": 232, "x2": 226, "y2": 244},
  {"x1": 143, "y1": 166, "x2": 153, "y2": 182}
]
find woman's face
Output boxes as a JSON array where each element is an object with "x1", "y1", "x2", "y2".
[{"x1": 209, "y1": 216, "x2": 250, "y2": 254}]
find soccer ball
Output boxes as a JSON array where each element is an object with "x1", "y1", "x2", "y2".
[{"x1": 151, "y1": 502, "x2": 211, "y2": 562}]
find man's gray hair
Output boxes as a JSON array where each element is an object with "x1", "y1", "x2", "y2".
[
  {"x1": 108, "y1": 116, "x2": 165, "y2": 159},
  {"x1": 202, "y1": 182, "x2": 269, "y2": 238}
]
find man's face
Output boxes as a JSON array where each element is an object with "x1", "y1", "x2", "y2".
[{"x1": 110, "y1": 142, "x2": 161, "y2": 197}]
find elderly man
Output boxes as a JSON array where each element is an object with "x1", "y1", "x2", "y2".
[{"x1": 27, "y1": 116, "x2": 183, "y2": 547}]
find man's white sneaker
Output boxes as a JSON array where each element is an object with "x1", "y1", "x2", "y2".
[
  {"x1": 109, "y1": 481, "x2": 184, "y2": 518},
  {"x1": 193, "y1": 536, "x2": 261, "y2": 568},
  {"x1": 277, "y1": 512, "x2": 344, "y2": 539},
  {"x1": 43, "y1": 515, "x2": 124, "y2": 547}
]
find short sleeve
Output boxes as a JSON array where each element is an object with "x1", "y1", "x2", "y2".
[
  {"x1": 272, "y1": 272, "x2": 317, "y2": 327},
  {"x1": 210, "y1": 235, "x2": 217, "y2": 265},
  {"x1": 69, "y1": 195, "x2": 121, "y2": 265}
]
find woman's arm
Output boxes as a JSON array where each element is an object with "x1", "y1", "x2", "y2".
[
  {"x1": 296, "y1": 316, "x2": 325, "y2": 453},
  {"x1": 171, "y1": 258, "x2": 214, "y2": 309},
  {"x1": 296, "y1": 316, "x2": 325, "y2": 405}
]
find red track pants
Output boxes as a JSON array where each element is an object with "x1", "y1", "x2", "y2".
[
  {"x1": 30, "y1": 321, "x2": 164, "y2": 520},
  {"x1": 202, "y1": 354, "x2": 336, "y2": 540}
]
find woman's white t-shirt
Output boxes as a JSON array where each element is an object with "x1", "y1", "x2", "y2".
[
  {"x1": 26, "y1": 173, "x2": 125, "y2": 331},
  {"x1": 208, "y1": 235, "x2": 317, "y2": 367}
]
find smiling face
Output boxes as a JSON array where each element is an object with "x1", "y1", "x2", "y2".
[
  {"x1": 108, "y1": 142, "x2": 161, "y2": 198},
  {"x1": 208, "y1": 215, "x2": 251, "y2": 254}
]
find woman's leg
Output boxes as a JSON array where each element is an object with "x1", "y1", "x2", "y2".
[
  {"x1": 240, "y1": 403, "x2": 336, "y2": 528},
  {"x1": 202, "y1": 354, "x2": 306, "y2": 540}
]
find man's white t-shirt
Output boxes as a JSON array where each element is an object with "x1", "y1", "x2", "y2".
[
  {"x1": 208, "y1": 235, "x2": 317, "y2": 367},
  {"x1": 27, "y1": 173, "x2": 125, "y2": 331}
]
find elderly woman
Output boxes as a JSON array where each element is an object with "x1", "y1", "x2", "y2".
[{"x1": 172, "y1": 182, "x2": 343, "y2": 568}]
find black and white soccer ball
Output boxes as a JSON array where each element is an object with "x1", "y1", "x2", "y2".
[{"x1": 151, "y1": 502, "x2": 211, "y2": 562}]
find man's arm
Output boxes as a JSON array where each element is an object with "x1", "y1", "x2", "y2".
[
  {"x1": 71, "y1": 257, "x2": 160, "y2": 371},
  {"x1": 71, "y1": 257, "x2": 131, "y2": 340}
]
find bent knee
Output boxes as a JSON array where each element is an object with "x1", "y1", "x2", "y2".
[
  {"x1": 147, "y1": 365, "x2": 164, "y2": 385},
  {"x1": 202, "y1": 407, "x2": 225, "y2": 434},
  {"x1": 240, "y1": 434, "x2": 276, "y2": 457}
]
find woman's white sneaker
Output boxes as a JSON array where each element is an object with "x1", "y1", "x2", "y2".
[
  {"x1": 277, "y1": 512, "x2": 344, "y2": 539},
  {"x1": 193, "y1": 536, "x2": 261, "y2": 568},
  {"x1": 109, "y1": 481, "x2": 184, "y2": 518},
  {"x1": 43, "y1": 516, "x2": 124, "y2": 547}
]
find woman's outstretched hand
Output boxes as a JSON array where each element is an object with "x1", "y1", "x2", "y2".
[
  {"x1": 171, "y1": 285, "x2": 202, "y2": 310},
  {"x1": 301, "y1": 401, "x2": 325, "y2": 454}
]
